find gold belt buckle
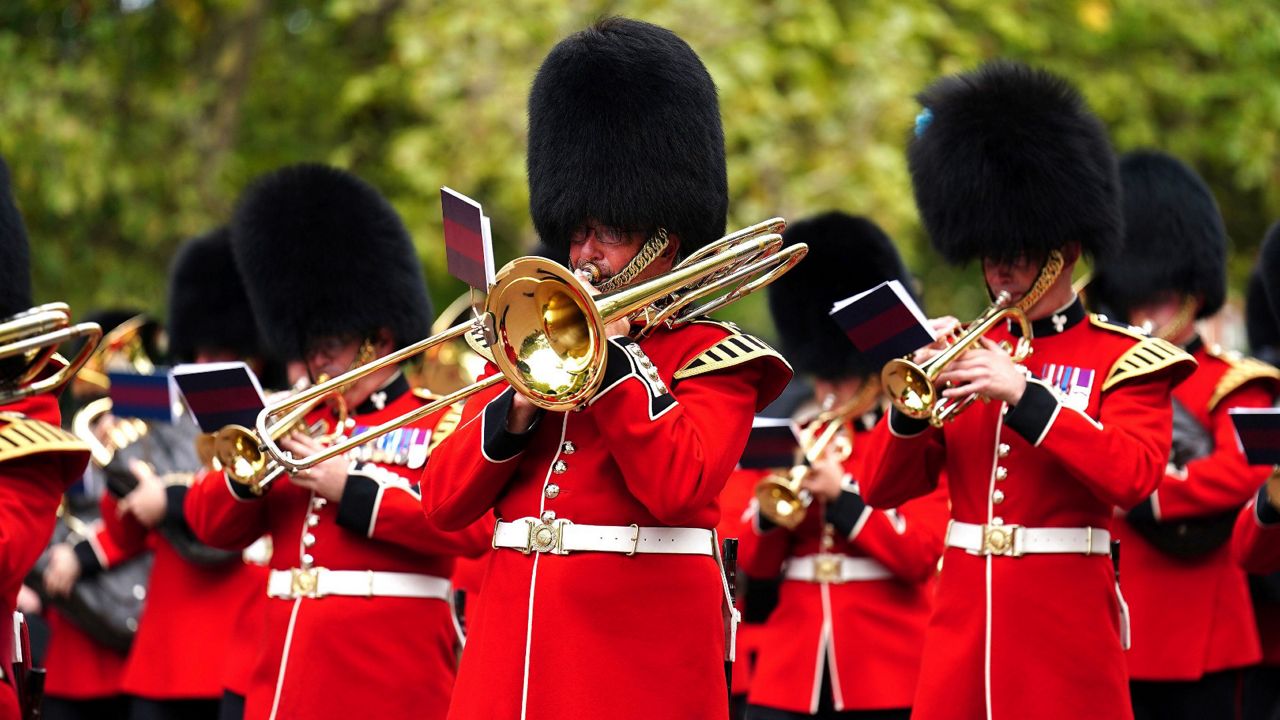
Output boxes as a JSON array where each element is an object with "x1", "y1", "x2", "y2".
[
  {"x1": 291, "y1": 567, "x2": 321, "y2": 597},
  {"x1": 982, "y1": 524, "x2": 1023, "y2": 557},
  {"x1": 523, "y1": 519, "x2": 568, "y2": 555},
  {"x1": 813, "y1": 554, "x2": 843, "y2": 583}
]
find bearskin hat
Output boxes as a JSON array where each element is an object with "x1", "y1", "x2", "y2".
[
  {"x1": 0, "y1": 155, "x2": 32, "y2": 319},
  {"x1": 527, "y1": 17, "x2": 727, "y2": 258},
  {"x1": 1090, "y1": 151, "x2": 1227, "y2": 321},
  {"x1": 768, "y1": 212, "x2": 913, "y2": 380},
  {"x1": 167, "y1": 227, "x2": 261, "y2": 363},
  {"x1": 1259, "y1": 221, "x2": 1280, "y2": 350},
  {"x1": 908, "y1": 60, "x2": 1121, "y2": 266},
  {"x1": 1245, "y1": 266, "x2": 1280, "y2": 363},
  {"x1": 230, "y1": 164, "x2": 432, "y2": 359}
]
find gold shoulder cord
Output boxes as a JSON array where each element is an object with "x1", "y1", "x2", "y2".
[
  {"x1": 595, "y1": 228, "x2": 670, "y2": 293},
  {"x1": 1012, "y1": 249, "x2": 1066, "y2": 314}
]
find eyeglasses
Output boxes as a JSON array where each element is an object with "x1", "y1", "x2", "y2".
[
  {"x1": 303, "y1": 334, "x2": 362, "y2": 362},
  {"x1": 568, "y1": 222, "x2": 643, "y2": 247}
]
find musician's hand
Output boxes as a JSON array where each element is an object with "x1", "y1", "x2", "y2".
[
  {"x1": 283, "y1": 432, "x2": 349, "y2": 502},
  {"x1": 801, "y1": 451, "x2": 846, "y2": 502},
  {"x1": 912, "y1": 316, "x2": 962, "y2": 365},
  {"x1": 117, "y1": 459, "x2": 168, "y2": 528},
  {"x1": 507, "y1": 393, "x2": 541, "y2": 434},
  {"x1": 935, "y1": 336, "x2": 1027, "y2": 406},
  {"x1": 43, "y1": 543, "x2": 81, "y2": 598},
  {"x1": 17, "y1": 584, "x2": 41, "y2": 614},
  {"x1": 576, "y1": 269, "x2": 631, "y2": 338}
]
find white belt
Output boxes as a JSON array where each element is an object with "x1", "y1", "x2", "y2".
[
  {"x1": 946, "y1": 520, "x2": 1111, "y2": 557},
  {"x1": 492, "y1": 517, "x2": 715, "y2": 557},
  {"x1": 783, "y1": 554, "x2": 893, "y2": 583},
  {"x1": 267, "y1": 568, "x2": 452, "y2": 600}
]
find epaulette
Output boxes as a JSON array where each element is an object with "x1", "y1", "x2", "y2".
[
  {"x1": 412, "y1": 387, "x2": 442, "y2": 402},
  {"x1": 1088, "y1": 313, "x2": 1150, "y2": 341},
  {"x1": 0, "y1": 412, "x2": 89, "y2": 464},
  {"x1": 1205, "y1": 346, "x2": 1280, "y2": 411},
  {"x1": 428, "y1": 401, "x2": 465, "y2": 454},
  {"x1": 1102, "y1": 336, "x2": 1196, "y2": 392},
  {"x1": 673, "y1": 325, "x2": 789, "y2": 381}
]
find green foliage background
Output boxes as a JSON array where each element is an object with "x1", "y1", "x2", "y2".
[{"x1": 3, "y1": 0, "x2": 1279, "y2": 342}]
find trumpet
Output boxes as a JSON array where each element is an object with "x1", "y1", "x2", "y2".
[
  {"x1": 204, "y1": 378, "x2": 349, "y2": 496},
  {"x1": 255, "y1": 217, "x2": 806, "y2": 473},
  {"x1": 0, "y1": 303, "x2": 102, "y2": 404},
  {"x1": 881, "y1": 291, "x2": 1033, "y2": 427},
  {"x1": 754, "y1": 382, "x2": 881, "y2": 529}
]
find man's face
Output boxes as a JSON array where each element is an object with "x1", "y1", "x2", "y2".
[
  {"x1": 567, "y1": 220, "x2": 675, "y2": 286},
  {"x1": 1128, "y1": 292, "x2": 1194, "y2": 339},
  {"x1": 981, "y1": 255, "x2": 1043, "y2": 305}
]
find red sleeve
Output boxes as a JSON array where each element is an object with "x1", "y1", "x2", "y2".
[
  {"x1": 849, "y1": 481, "x2": 948, "y2": 583},
  {"x1": 1232, "y1": 491, "x2": 1280, "y2": 574},
  {"x1": 1000, "y1": 373, "x2": 1176, "y2": 509},
  {"x1": 336, "y1": 464, "x2": 495, "y2": 557},
  {"x1": 735, "y1": 470, "x2": 791, "y2": 578},
  {"x1": 184, "y1": 467, "x2": 270, "y2": 552},
  {"x1": 862, "y1": 414, "x2": 947, "y2": 509},
  {"x1": 1153, "y1": 384, "x2": 1275, "y2": 519},
  {"x1": 0, "y1": 455, "x2": 67, "y2": 592},
  {"x1": 590, "y1": 339, "x2": 761, "y2": 526},
  {"x1": 98, "y1": 492, "x2": 150, "y2": 556},
  {"x1": 74, "y1": 515, "x2": 147, "y2": 575},
  {"x1": 422, "y1": 371, "x2": 523, "y2": 531}
]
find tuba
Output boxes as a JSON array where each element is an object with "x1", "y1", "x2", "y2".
[
  {"x1": 881, "y1": 291, "x2": 1033, "y2": 427},
  {"x1": 254, "y1": 218, "x2": 806, "y2": 473},
  {"x1": 754, "y1": 382, "x2": 881, "y2": 529},
  {"x1": 0, "y1": 303, "x2": 102, "y2": 404}
]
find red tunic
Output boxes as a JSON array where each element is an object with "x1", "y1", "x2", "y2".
[
  {"x1": 185, "y1": 378, "x2": 489, "y2": 720},
  {"x1": 716, "y1": 462, "x2": 761, "y2": 698},
  {"x1": 424, "y1": 321, "x2": 791, "y2": 720},
  {"x1": 1234, "y1": 492, "x2": 1280, "y2": 575},
  {"x1": 0, "y1": 393, "x2": 89, "y2": 720},
  {"x1": 862, "y1": 305, "x2": 1194, "y2": 720},
  {"x1": 1113, "y1": 343, "x2": 1277, "y2": 680},
  {"x1": 738, "y1": 421, "x2": 948, "y2": 714}
]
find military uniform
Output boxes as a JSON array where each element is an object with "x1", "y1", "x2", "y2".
[
  {"x1": 0, "y1": 395, "x2": 91, "y2": 719},
  {"x1": 866, "y1": 306, "x2": 1192, "y2": 719},
  {"x1": 1115, "y1": 342, "x2": 1277, "y2": 682},
  {"x1": 426, "y1": 321, "x2": 789, "y2": 719},
  {"x1": 185, "y1": 375, "x2": 486, "y2": 719},
  {"x1": 738, "y1": 419, "x2": 947, "y2": 716}
]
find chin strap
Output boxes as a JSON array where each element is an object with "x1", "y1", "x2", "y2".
[
  {"x1": 998, "y1": 249, "x2": 1066, "y2": 315},
  {"x1": 592, "y1": 228, "x2": 670, "y2": 293},
  {"x1": 1153, "y1": 296, "x2": 1198, "y2": 342}
]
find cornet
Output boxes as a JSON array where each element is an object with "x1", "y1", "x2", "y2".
[
  {"x1": 881, "y1": 291, "x2": 1033, "y2": 427},
  {"x1": 0, "y1": 303, "x2": 102, "y2": 404},
  {"x1": 255, "y1": 218, "x2": 807, "y2": 473},
  {"x1": 754, "y1": 382, "x2": 880, "y2": 529}
]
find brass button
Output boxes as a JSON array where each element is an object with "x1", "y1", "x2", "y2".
[
  {"x1": 301, "y1": 553, "x2": 315, "y2": 567},
  {"x1": 303, "y1": 533, "x2": 316, "y2": 548},
  {"x1": 995, "y1": 466, "x2": 1008, "y2": 481},
  {"x1": 540, "y1": 510, "x2": 556, "y2": 523},
  {"x1": 992, "y1": 490, "x2": 1006, "y2": 505},
  {"x1": 561, "y1": 441, "x2": 576, "y2": 455},
  {"x1": 552, "y1": 460, "x2": 567, "y2": 475},
  {"x1": 990, "y1": 516, "x2": 1004, "y2": 526},
  {"x1": 544, "y1": 484, "x2": 560, "y2": 499},
  {"x1": 307, "y1": 514, "x2": 319, "y2": 528},
  {"x1": 311, "y1": 497, "x2": 327, "y2": 511},
  {"x1": 132, "y1": 585, "x2": 146, "y2": 601},
  {"x1": 998, "y1": 443, "x2": 1010, "y2": 458}
]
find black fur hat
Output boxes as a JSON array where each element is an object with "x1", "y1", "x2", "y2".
[
  {"x1": 908, "y1": 60, "x2": 1121, "y2": 265},
  {"x1": 0, "y1": 155, "x2": 32, "y2": 319},
  {"x1": 1260, "y1": 221, "x2": 1280, "y2": 348},
  {"x1": 768, "y1": 212, "x2": 913, "y2": 380},
  {"x1": 527, "y1": 17, "x2": 727, "y2": 258},
  {"x1": 1090, "y1": 151, "x2": 1227, "y2": 321},
  {"x1": 167, "y1": 227, "x2": 261, "y2": 363},
  {"x1": 1245, "y1": 267, "x2": 1280, "y2": 361},
  {"x1": 230, "y1": 164, "x2": 432, "y2": 359}
]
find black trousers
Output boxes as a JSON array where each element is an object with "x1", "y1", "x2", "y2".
[
  {"x1": 217, "y1": 690, "x2": 246, "y2": 720},
  {"x1": 1131, "y1": 669, "x2": 1244, "y2": 720},
  {"x1": 1243, "y1": 665, "x2": 1280, "y2": 720},
  {"x1": 43, "y1": 696, "x2": 130, "y2": 720},
  {"x1": 128, "y1": 697, "x2": 220, "y2": 720}
]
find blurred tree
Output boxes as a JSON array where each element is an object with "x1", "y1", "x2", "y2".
[{"x1": 1, "y1": 0, "x2": 1277, "y2": 345}]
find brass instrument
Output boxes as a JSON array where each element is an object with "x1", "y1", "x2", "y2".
[
  {"x1": 754, "y1": 382, "x2": 880, "y2": 529},
  {"x1": 0, "y1": 303, "x2": 102, "y2": 403},
  {"x1": 409, "y1": 292, "x2": 492, "y2": 395},
  {"x1": 256, "y1": 217, "x2": 806, "y2": 473},
  {"x1": 881, "y1": 291, "x2": 1033, "y2": 427},
  {"x1": 69, "y1": 316, "x2": 158, "y2": 467},
  {"x1": 207, "y1": 378, "x2": 348, "y2": 496},
  {"x1": 72, "y1": 396, "x2": 148, "y2": 468}
]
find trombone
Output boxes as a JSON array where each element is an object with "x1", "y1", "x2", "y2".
[
  {"x1": 0, "y1": 303, "x2": 102, "y2": 404},
  {"x1": 881, "y1": 291, "x2": 1033, "y2": 427},
  {"x1": 754, "y1": 382, "x2": 880, "y2": 529},
  {"x1": 255, "y1": 218, "x2": 806, "y2": 473}
]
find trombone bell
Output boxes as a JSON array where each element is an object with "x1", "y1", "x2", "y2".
[{"x1": 754, "y1": 467, "x2": 810, "y2": 530}]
